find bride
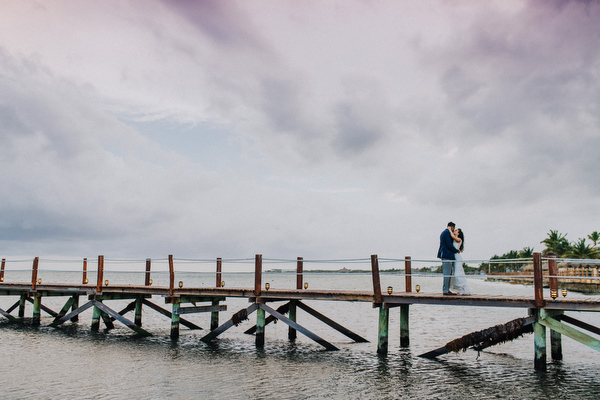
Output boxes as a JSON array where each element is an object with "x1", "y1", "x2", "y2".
[{"x1": 450, "y1": 228, "x2": 472, "y2": 295}]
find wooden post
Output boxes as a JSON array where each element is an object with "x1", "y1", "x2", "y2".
[
  {"x1": 135, "y1": 296, "x2": 143, "y2": 327},
  {"x1": 1, "y1": 258, "x2": 6, "y2": 282},
  {"x1": 211, "y1": 258, "x2": 222, "y2": 330},
  {"x1": 145, "y1": 258, "x2": 151, "y2": 286},
  {"x1": 371, "y1": 255, "x2": 383, "y2": 304},
  {"x1": 70, "y1": 295, "x2": 80, "y2": 322},
  {"x1": 18, "y1": 294, "x2": 26, "y2": 319},
  {"x1": 91, "y1": 301, "x2": 102, "y2": 331},
  {"x1": 400, "y1": 305, "x2": 409, "y2": 347},
  {"x1": 169, "y1": 255, "x2": 174, "y2": 296},
  {"x1": 534, "y1": 317, "x2": 547, "y2": 371},
  {"x1": 256, "y1": 305, "x2": 265, "y2": 348},
  {"x1": 82, "y1": 258, "x2": 87, "y2": 284},
  {"x1": 551, "y1": 310, "x2": 563, "y2": 361},
  {"x1": 533, "y1": 252, "x2": 544, "y2": 308},
  {"x1": 288, "y1": 301, "x2": 297, "y2": 341},
  {"x1": 296, "y1": 257, "x2": 303, "y2": 290},
  {"x1": 377, "y1": 306, "x2": 389, "y2": 355},
  {"x1": 216, "y1": 258, "x2": 222, "y2": 287},
  {"x1": 548, "y1": 255, "x2": 558, "y2": 294},
  {"x1": 171, "y1": 300, "x2": 180, "y2": 340},
  {"x1": 96, "y1": 255, "x2": 104, "y2": 293},
  {"x1": 254, "y1": 254, "x2": 262, "y2": 297},
  {"x1": 405, "y1": 256, "x2": 412, "y2": 292},
  {"x1": 31, "y1": 257, "x2": 39, "y2": 291},
  {"x1": 32, "y1": 294, "x2": 41, "y2": 326}
]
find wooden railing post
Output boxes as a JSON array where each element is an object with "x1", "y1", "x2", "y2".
[
  {"x1": 296, "y1": 257, "x2": 303, "y2": 290},
  {"x1": 169, "y1": 255, "x2": 174, "y2": 296},
  {"x1": 96, "y1": 255, "x2": 104, "y2": 293},
  {"x1": 0, "y1": 258, "x2": 5, "y2": 282},
  {"x1": 82, "y1": 258, "x2": 88, "y2": 284},
  {"x1": 371, "y1": 254, "x2": 383, "y2": 304},
  {"x1": 31, "y1": 257, "x2": 39, "y2": 290},
  {"x1": 254, "y1": 254, "x2": 262, "y2": 297},
  {"x1": 216, "y1": 258, "x2": 222, "y2": 288},
  {"x1": 533, "y1": 252, "x2": 544, "y2": 307},
  {"x1": 548, "y1": 255, "x2": 558, "y2": 294},
  {"x1": 145, "y1": 258, "x2": 152, "y2": 286},
  {"x1": 405, "y1": 256, "x2": 412, "y2": 292}
]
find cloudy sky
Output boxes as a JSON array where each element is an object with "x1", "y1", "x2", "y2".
[{"x1": 0, "y1": 0, "x2": 599, "y2": 265}]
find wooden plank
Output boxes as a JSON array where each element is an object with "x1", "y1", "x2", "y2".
[
  {"x1": 538, "y1": 312, "x2": 600, "y2": 352},
  {"x1": 259, "y1": 303, "x2": 339, "y2": 351},
  {"x1": 0, "y1": 307, "x2": 19, "y2": 322},
  {"x1": 296, "y1": 301, "x2": 368, "y2": 343},
  {"x1": 175, "y1": 305, "x2": 227, "y2": 315},
  {"x1": 201, "y1": 303, "x2": 259, "y2": 343},
  {"x1": 556, "y1": 314, "x2": 600, "y2": 336},
  {"x1": 141, "y1": 299, "x2": 203, "y2": 330},
  {"x1": 92, "y1": 300, "x2": 151, "y2": 336},
  {"x1": 244, "y1": 302, "x2": 291, "y2": 334},
  {"x1": 26, "y1": 296, "x2": 59, "y2": 317},
  {"x1": 50, "y1": 297, "x2": 76, "y2": 326}
]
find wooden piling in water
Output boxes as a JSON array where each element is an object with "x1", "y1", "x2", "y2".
[
  {"x1": 256, "y1": 305, "x2": 265, "y2": 348},
  {"x1": 534, "y1": 312, "x2": 547, "y2": 371},
  {"x1": 91, "y1": 302, "x2": 101, "y2": 331},
  {"x1": 171, "y1": 301, "x2": 180, "y2": 340},
  {"x1": 32, "y1": 294, "x2": 41, "y2": 326},
  {"x1": 551, "y1": 310, "x2": 563, "y2": 360},
  {"x1": 378, "y1": 307, "x2": 389, "y2": 355}
]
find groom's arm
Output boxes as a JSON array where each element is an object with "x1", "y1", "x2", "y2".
[{"x1": 442, "y1": 230, "x2": 458, "y2": 253}]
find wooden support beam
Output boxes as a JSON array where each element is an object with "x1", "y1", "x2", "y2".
[
  {"x1": 100, "y1": 310, "x2": 115, "y2": 330},
  {"x1": 91, "y1": 302, "x2": 102, "y2": 331},
  {"x1": 71, "y1": 295, "x2": 79, "y2": 322},
  {"x1": 259, "y1": 303, "x2": 339, "y2": 351},
  {"x1": 538, "y1": 309, "x2": 600, "y2": 353},
  {"x1": 91, "y1": 300, "x2": 151, "y2": 336},
  {"x1": 400, "y1": 304, "x2": 409, "y2": 347},
  {"x1": 244, "y1": 303, "x2": 291, "y2": 335},
  {"x1": 141, "y1": 299, "x2": 202, "y2": 330},
  {"x1": 51, "y1": 300, "x2": 95, "y2": 327},
  {"x1": 6, "y1": 299, "x2": 20, "y2": 314},
  {"x1": 26, "y1": 296, "x2": 59, "y2": 317},
  {"x1": 201, "y1": 303, "x2": 259, "y2": 343},
  {"x1": 135, "y1": 297, "x2": 143, "y2": 326},
  {"x1": 210, "y1": 300, "x2": 220, "y2": 331},
  {"x1": 0, "y1": 306, "x2": 19, "y2": 322},
  {"x1": 175, "y1": 305, "x2": 227, "y2": 315},
  {"x1": 296, "y1": 301, "x2": 368, "y2": 343},
  {"x1": 558, "y1": 314, "x2": 600, "y2": 336},
  {"x1": 19, "y1": 294, "x2": 26, "y2": 319},
  {"x1": 50, "y1": 297, "x2": 76, "y2": 326},
  {"x1": 534, "y1": 318, "x2": 547, "y2": 371},
  {"x1": 377, "y1": 306, "x2": 389, "y2": 355}
]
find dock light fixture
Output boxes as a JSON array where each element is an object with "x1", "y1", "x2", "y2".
[
  {"x1": 415, "y1": 285, "x2": 420, "y2": 293},
  {"x1": 149, "y1": 279, "x2": 152, "y2": 286},
  {"x1": 551, "y1": 289, "x2": 558, "y2": 300},
  {"x1": 304, "y1": 282, "x2": 308, "y2": 289},
  {"x1": 221, "y1": 281, "x2": 225, "y2": 287},
  {"x1": 179, "y1": 281, "x2": 183, "y2": 288},
  {"x1": 37, "y1": 278, "x2": 42, "y2": 284},
  {"x1": 105, "y1": 280, "x2": 109, "y2": 286},
  {"x1": 265, "y1": 283, "x2": 270, "y2": 291},
  {"x1": 387, "y1": 286, "x2": 393, "y2": 295},
  {"x1": 84, "y1": 279, "x2": 88, "y2": 284},
  {"x1": 562, "y1": 288, "x2": 567, "y2": 297},
  {"x1": 0, "y1": 277, "x2": 3, "y2": 282}
]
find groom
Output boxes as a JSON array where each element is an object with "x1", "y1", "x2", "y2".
[{"x1": 437, "y1": 221, "x2": 459, "y2": 295}]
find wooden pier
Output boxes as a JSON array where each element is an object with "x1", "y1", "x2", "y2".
[{"x1": 0, "y1": 253, "x2": 599, "y2": 370}]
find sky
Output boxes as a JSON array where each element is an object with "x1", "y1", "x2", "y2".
[{"x1": 0, "y1": 0, "x2": 599, "y2": 266}]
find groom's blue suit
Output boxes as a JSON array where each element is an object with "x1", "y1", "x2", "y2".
[{"x1": 438, "y1": 228, "x2": 459, "y2": 293}]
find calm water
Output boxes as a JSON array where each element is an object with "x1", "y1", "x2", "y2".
[{"x1": 1, "y1": 270, "x2": 600, "y2": 399}]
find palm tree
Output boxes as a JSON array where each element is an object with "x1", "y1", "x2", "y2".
[
  {"x1": 566, "y1": 238, "x2": 599, "y2": 259},
  {"x1": 519, "y1": 247, "x2": 534, "y2": 258},
  {"x1": 541, "y1": 230, "x2": 571, "y2": 257},
  {"x1": 588, "y1": 231, "x2": 600, "y2": 247}
]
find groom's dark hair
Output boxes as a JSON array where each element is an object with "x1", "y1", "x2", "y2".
[{"x1": 447, "y1": 222, "x2": 455, "y2": 228}]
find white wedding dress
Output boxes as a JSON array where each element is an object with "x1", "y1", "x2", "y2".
[{"x1": 450, "y1": 240, "x2": 472, "y2": 295}]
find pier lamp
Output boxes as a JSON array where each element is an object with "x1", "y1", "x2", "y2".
[
  {"x1": 149, "y1": 279, "x2": 153, "y2": 286},
  {"x1": 83, "y1": 279, "x2": 88, "y2": 284},
  {"x1": 265, "y1": 283, "x2": 270, "y2": 291},
  {"x1": 179, "y1": 281, "x2": 183, "y2": 288},
  {"x1": 387, "y1": 286, "x2": 393, "y2": 294},
  {"x1": 221, "y1": 281, "x2": 225, "y2": 287},
  {"x1": 562, "y1": 288, "x2": 567, "y2": 297},
  {"x1": 415, "y1": 285, "x2": 420, "y2": 293},
  {"x1": 37, "y1": 278, "x2": 42, "y2": 284},
  {"x1": 0, "y1": 277, "x2": 3, "y2": 282},
  {"x1": 105, "y1": 280, "x2": 109, "y2": 286},
  {"x1": 551, "y1": 289, "x2": 558, "y2": 300},
  {"x1": 304, "y1": 282, "x2": 308, "y2": 289}
]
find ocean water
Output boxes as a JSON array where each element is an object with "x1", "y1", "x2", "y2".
[{"x1": 1, "y1": 270, "x2": 600, "y2": 399}]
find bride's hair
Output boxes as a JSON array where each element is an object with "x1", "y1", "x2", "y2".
[{"x1": 457, "y1": 229, "x2": 465, "y2": 252}]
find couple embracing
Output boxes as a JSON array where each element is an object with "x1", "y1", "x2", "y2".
[{"x1": 437, "y1": 221, "x2": 472, "y2": 296}]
